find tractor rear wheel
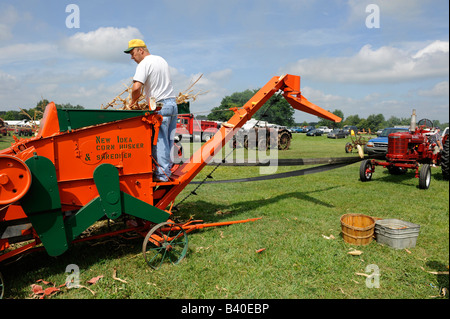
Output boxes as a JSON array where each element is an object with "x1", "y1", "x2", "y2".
[
  {"x1": 419, "y1": 164, "x2": 431, "y2": 189},
  {"x1": 278, "y1": 130, "x2": 291, "y2": 150},
  {"x1": 441, "y1": 138, "x2": 449, "y2": 180},
  {"x1": 360, "y1": 159, "x2": 373, "y2": 182}
]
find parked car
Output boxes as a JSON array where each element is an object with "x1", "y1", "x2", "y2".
[
  {"x1": 302, "y1": 126, "x2": 315, "y2": 133},
  {"x1": 289, "y1": 127, "x2": 303, "y2": 133},
  {"x1": 343, "y1": 125, "x2": 358, "y2": 136},
  {"x1": 317, "y1": 126, "x2": 332, "y2": 134},
  {"x1": 306, "y1": 129, "x2": 323, "y2": 136},
  {"x1": 327, "y1": 129, "x2": 346, "y2": 139},
  {"x1": 364, "y1": 127, "x2": 410, "y2": 155}
]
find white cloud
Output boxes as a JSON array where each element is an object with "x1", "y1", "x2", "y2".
[
  {"x1": 418, "y1": 81, "x2": 449, "y2": 97},
  {"x1": 413, "y1": 40, "x2": 449, "y2": 58},
  {"x1": 280, "y1": 41, "x2": 449, "y2": 83},
  {"x1": 347, "y1": 0, "x2": 426, "y2": 23},
  {"x1": 0, "y1": 70, "x2": 16, "y2": 82},
  {"x1": 33, "y1": 80, "x2": 132, "y2": 109},
  {"x1": 0, "y1": 70, "x2": 18, "y2": 95},
  {"x1": 0, "y1": 70, "x2": 32, "y2": 109},
  {"x1": 0, "y1": 43, "x2": 57, "y2": 65},
  {"x1": 24, "y1": 66, "x2": 111, "y2": 85},
  {"x1": 171, "y1": 68, "x2": 233, "y2": 114},
  {"x1": 60, "y1": 26, "x2": 144, "y2": 62},
  {"x1": 0, "y1": 24, "x2": 12, "y2": 41},
  {"x1": 295, "y1": 83, "x2": 448, "y2": 123},
  {"x1": 0, "y1": 4, "x2": 19, "y2": 41}
]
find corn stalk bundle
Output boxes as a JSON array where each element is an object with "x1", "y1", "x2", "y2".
[
  {"x1": 175, "y1": 74, "x2": 208, "y2": 105},
  {"x1": 102, "y1": 74, "x2": 208, "y2": 110}
]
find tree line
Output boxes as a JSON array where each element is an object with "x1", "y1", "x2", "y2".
[
  {"x1": 2, "y1": 95, "x2": 447, "y2": 132},
  {"x1": 206, "y1": 89, "x2": 449, "y2": 131},
  {"x1": 0, "y1": 99, "x2": 84, "y2": 121},
  {"x1": 207, "y1": 89, "x2": 295, "y2": 126},
  {"x1": 314, "y1": 110, "x2": 448, "y2": 132}
]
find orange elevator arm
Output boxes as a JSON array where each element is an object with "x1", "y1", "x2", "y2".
[{"x1": 155, "y1": 74, "x2": 341, "y2": 209}]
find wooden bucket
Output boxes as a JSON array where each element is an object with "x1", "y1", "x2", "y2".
[{"x1": 340, "y1": 214, "x2": 375, "y2": 245}]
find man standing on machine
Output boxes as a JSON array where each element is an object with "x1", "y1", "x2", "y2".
[{"x1": 124, "y1": 39, "x2": 177, "y2": 182}]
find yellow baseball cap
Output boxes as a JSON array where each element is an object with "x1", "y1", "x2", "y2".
[{"x1": 124, "y1": 39, "x2": 147, "y2": 53}]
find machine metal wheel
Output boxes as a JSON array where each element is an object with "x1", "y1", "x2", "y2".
[
  {"x1": 441, "y1": 138, "x2": 449, "y2": 180},
  {"x1": 258, "y1": 137, "x2": 270, "y2": 151},
  {"x1": 142, "y1": 222, "x2": 188, "y2": 270},
  {"x1": 345, "y1": 143, "x2": 353, "y2": 153},
  {"x1": 417, "y1": 118, "x2": 433, "y2": 128},
  {"x1": 278, "y1": 130, "x2": 291, "y2": 150},
  {"x1": 243, "y1": 136, "x2": 249, "y2": 150},
  {"x1": 0, "y1": 271, "x2": 4, "y2": 299},
  {"x1": 0, "y1": 155, "x2": 32, "y2": 205},
  {"x1": 359, "y1": 159, "x2": 373, "y2": 182},
  {"x1": 419, "y1": 164, "x2": 431, "y2": 189}
]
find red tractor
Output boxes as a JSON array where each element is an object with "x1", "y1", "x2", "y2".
[{"x1": 359, "y1": 114, "x2": 449, "y2": 189}]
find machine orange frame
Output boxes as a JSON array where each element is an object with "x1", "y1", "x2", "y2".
[{"x1": 0, "y1": 74, "x2": 341, "y2": 267}]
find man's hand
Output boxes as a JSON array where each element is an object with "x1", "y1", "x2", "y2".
[{"x1": 129, "y1": 80, "x2": 143, "y2": 108}]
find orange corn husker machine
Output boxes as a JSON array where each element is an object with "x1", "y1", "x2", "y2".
[{"x1": 0, "y1": 74, "x2": 341, "y2": 272}]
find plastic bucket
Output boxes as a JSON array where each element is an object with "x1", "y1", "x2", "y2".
[{"x1": 340, "y1": 214, "x2": 375, "y2": 245}]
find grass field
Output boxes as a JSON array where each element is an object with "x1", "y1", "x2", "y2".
[{"x1": 0, "y1": 133, "x2": 448, "y2": 299}]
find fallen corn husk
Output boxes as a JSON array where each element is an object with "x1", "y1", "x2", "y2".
[
  {"x1": 113, "y1": 267, "x2": 128, "y2": 284},
  {"x1": 348, "y1": 250, "x2": 363, "y2": 256}
]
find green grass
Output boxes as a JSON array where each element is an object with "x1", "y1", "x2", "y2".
[{"x1": 1, "y1": 133, "x2": 448, "y2": 299}]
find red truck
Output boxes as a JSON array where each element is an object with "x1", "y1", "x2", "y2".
[{"x1": 176, "y1": 114, "x2": 219, "y2": 142}]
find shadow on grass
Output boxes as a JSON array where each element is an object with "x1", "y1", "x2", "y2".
[
  {"x1": 1, "y1": 232, "x2": 144, "y2": 299},
  {"x1": 426, "y1": 260, "x2": 449, "y2": 299},
  {"x1": 1, "y1": 185, "x2": 340, "y2": 298},
  {"x1": 363, "y1": 169, "x2": 420, "y2": 188},
  {"x1": 366, "y1": 167, "x2": 446, "y2": 189},
  {"x1": 173, "y1": 186, "x2": 340, "y2": 222},
  {"x1": 432, "y1": 171, "x2": 447, "y2": 181}
]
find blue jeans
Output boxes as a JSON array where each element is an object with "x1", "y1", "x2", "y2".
[{"x1": 153, "y1": 98, "x2": 178, "y2": 181}]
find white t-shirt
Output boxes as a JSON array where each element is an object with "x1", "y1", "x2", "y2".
[{"x1": 133, "y1": 55, "x2": 175, "y2": 102}]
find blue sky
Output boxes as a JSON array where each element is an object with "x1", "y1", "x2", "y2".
[{"x1": 0, "y1": 0, "x2": 448, "y2": 123}]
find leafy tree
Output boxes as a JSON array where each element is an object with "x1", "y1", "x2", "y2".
[
  {"x1": 344, "y1": 114, "x2": 361, "y2": 126},
  {"x1": 207, "y1": 103, "x2": 237, "y2": 122},
  {"x1": 365, "y1": 113, "x2": 385, "y2": 131},
  {"x1": 254, "y1": 92, "x2": 295, "y2": 127},
  {"x1": 207, "y1": 89, "x2": 256, "y2": 122},
  {"x1": 357, "y1": 118, "x2": 369, "y2": 131},
  {"x1": 0, "y1": 110, "x2": 24, "y2": 120},
  {"x1": 317, "y1": 109, "x2": 344, "y2": 128},
  {"x1": 0, "y1": 99, "x2": 85, "y2": 121},
  {"x1": 207, "y1": 89, "x2": 295, "y2": 126},
  {"x1": 386, "y1": 116, "x2": 402, "y2": 127}
]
